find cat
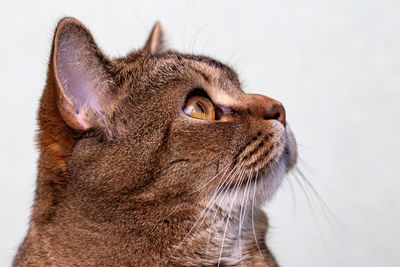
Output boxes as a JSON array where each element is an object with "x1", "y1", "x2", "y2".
[{"x1": 14, "y1": 17, "x2": 297, "y2": 266}]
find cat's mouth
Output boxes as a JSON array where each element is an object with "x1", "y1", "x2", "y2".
[
  {"x1": 234, "y1": 123, "x2": 295, "y2": 174},
  {"x1": 225, "y1": 123, "x2": 297, "y2": 200},
  {"x1": 209, "y1": 124, "x2": 296, "y2": 212}
]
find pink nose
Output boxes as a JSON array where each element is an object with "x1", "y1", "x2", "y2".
[
  {"x1": 243, "y1": 94, "x2": 286, "y2": 126},
  {"x1": 263, "y1": 102, "x2": 286, "y2": 126}
]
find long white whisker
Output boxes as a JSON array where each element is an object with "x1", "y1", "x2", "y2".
[
  {"x1": 168, "y1": 162, "x2": 240, "y2": 261},
  {"x1": 191, "y1": 160, "x2": 233, "y2": 194},
  {"x1": 173, "y1": 159, "x2": 248, "y2": 262},
  {"x1": 285, "y1": 173, "x2": 297, "y2": 215},
  {"x1": 204, "y1": 172, "x2": 238, "y2": 261},
  {"x1": 237, "y1": 167, "x2": 253, "y2": 264},
  {"x1": 290, "y1": 171, "x2": 324, "y2": 237},
  {"x1": 295, "y1": 167, "x2": 338, "y2": 224},
  {"x1": 179, "y1": 162, "x2": 244, "y2": 256},
  {"x1": 293, "y1": 167, "x2": 344, "y2": 240},
  {"x1": 252, "y1": 171, "x2": 267, "y2": 262},
  {"x1": 205, "y1": 160, "x2": 246, "y2": 259},
  {"x1": 217, "y1": 162, "x2": 248, "y2": 267}
]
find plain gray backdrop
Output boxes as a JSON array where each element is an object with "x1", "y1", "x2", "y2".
[{"x1": 1, "y1": 0, "x2": 399, "y2": 266}]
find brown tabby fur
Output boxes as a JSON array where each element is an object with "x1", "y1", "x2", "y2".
[{"x1": 14, "y1": 17, "x2": 297, "y2": 266}]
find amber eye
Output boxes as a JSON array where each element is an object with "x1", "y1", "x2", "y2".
[{"x1": 183, "y1": 95, "x2": 215, "y2": 120}]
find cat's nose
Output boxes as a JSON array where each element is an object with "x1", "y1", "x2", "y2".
[{"x1": 244, "y1": 94, "x2": 286, "y2": 126}]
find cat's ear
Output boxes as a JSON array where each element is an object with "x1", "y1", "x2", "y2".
[
  {"x1": 143, "y1": 22, "x2": 165, "y2": 55},
  {"x1": 51, "y1": 17, "x2": 114, "y2": 131}
]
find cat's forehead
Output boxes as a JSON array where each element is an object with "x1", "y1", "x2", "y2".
[
  {"x1": 170, "y1": 53, "x2": 236, "y2": 77},
  {"x1": 116, "y1": 51, "x2": 244, "y2": 108},
  {"x1": 163, "y1": 53, "x2": 240, "y2": 85},
  {"x1": 156, "y1": 53, "x2": 244, "y2": 100}
]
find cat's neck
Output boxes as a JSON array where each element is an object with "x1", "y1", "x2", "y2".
[
  {"x1": 166, "y1": 203, "x2": 277, "y2": 266},
  {"x1": 29, "y1": 188, "x2": 277, "y2": 266}
]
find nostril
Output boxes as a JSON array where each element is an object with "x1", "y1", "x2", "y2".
[
  {"x1": 264, "y1": 112, "x2": 280, "y2": 121},
  {"x1": 264, "y1": 104, "x2": 286, "y2": 126}
]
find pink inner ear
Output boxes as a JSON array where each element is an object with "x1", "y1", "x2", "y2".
[
  {"x1": 59, "y1": 59, "x2": 100, "y2": 114},
  {"x1": 75, "y1": 111, "x2": 90, "y2": 129},
  {"x1": 56, "y1": 30, "x2": 104, "y2": 127}
]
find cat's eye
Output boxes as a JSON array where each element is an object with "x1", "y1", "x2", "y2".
[{"x1": 183, "y1": 95, "x2": 215, "y2": 120}]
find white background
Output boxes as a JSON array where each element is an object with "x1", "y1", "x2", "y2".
[{"x1": 1, "y1": 0, "x2": 399, "y2": 266}]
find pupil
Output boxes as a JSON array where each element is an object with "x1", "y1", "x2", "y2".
[{"x1": 196, "y1": 102, "x2": 205, "y2": 113}]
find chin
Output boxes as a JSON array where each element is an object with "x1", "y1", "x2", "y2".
[{"x1": 254, "y1": 123, "x2": 297, "y2": 205}]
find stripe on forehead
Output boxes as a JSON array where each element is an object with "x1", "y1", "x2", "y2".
[
  {"x1": 157, "y1": 52, "x2": 243, "y2": 106},
  {"x1": 189, "y1": 60, "x2": 241, "y2": 107},
  {"x1": 157, "y1": 52, "x2": 240, "y2": 86},
  {"x1": 180, "y1": 54, "x2": 241, "y2": 86}
]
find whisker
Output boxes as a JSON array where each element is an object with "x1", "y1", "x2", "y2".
[
  {"x1": 285, "y1": 174, "x2": 297, "y2": 215},
  {"x1": 237, "y1": 167, "x2": 253, "y2": 264},
  {"x1": 293, "y1": 166, "x2": 344, "y2": 239},
  {"x1": 168, "y1": 161, "x2": 241, "y2": 261},
  {"x1": 282, "y1": 149, "x2": 342, "y2": 239},
  {"x1": 290, "y1": 171, "x2": 324, "y2": 237},
  {"x1": 180, "y1": 161, "x2": 245, "y2": 256},
  {"x1": 190, "y1": 160, "x2": 233, "y2": 195},
  {"x1": 205, "y1": 161, "x2": 246, "y2": 258},
  {"x1": 204, "y1": 163, "x2": 244, "y2": 261},
  {"x1": 251, "y1": 171, "x2": 267, "y2": 262},
  {"x1": 217, "y1": 162, "x2": 248, "y2": 267},
  {"x1": 189, "y1": 21, "x2": 214, "y2": 53},
  {"x1": 173, "y1": 159, "x2": 248, "y2": 263},
  {"x1": 162, "y1": 206, "x2": 179, "y2": 221},
  {"x1": 297, "y1": 156, "x2": 334, "y2": 192},
  {"x1": 205, "y1": 200, "x2": 220, "y2": 261},
  {"x1": 295, "y1": 166, "x2": 336, "y2": 218}
]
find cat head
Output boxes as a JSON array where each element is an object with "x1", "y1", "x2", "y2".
[{"x1": 36, "y1": 17, "x2": 297, "y2": 221}]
